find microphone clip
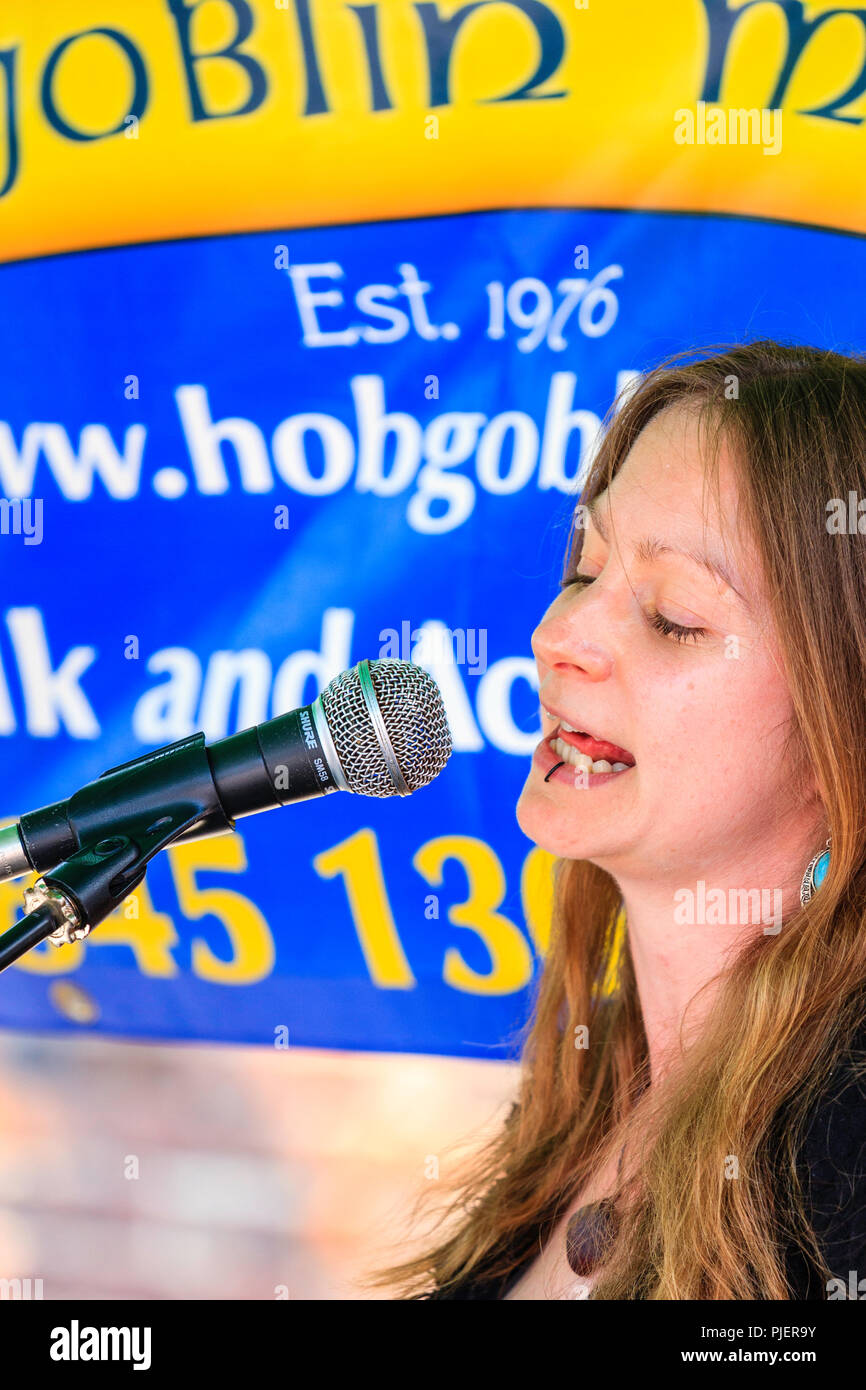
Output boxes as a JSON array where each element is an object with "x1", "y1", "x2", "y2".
[
  {"x1": 25, "y1": 801, "x2": 207, "y2": 950},
  {"x1": 1, "y1": 735, "x2": 234, "y2": 973}
]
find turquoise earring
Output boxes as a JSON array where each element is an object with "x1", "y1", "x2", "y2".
[{"x1": 800, "y1": 836, "x2": 831, "y2": 907}]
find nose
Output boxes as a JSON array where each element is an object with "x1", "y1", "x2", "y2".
[{"x1": 531, "y1": 594, "x2": 615, "y2": 682}]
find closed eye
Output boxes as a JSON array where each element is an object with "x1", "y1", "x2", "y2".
[{"x1": 560, "y1": 572, "x2": 708, "y2": 645}]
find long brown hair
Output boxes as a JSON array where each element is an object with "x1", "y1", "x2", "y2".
[{"x1": 364, "y1": 340, "x2": 866, "y2": 1299}]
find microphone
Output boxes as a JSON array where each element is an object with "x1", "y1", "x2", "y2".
[{"x1": 0, "y1": 657, "x2": 453, "y2": 884}]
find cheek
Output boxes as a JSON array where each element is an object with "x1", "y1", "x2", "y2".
[{"x1": 643, "y1": 658, "x2": 793, "y2": 783}]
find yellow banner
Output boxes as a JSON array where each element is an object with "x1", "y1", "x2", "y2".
[{"x1": 0, "y1": 0, "x2": 863, "y2": 263}]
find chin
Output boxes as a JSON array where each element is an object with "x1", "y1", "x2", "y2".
[
  {"x1": 516, "y1": 782, "x2": 628, "y2": 865},
  {"x1": 516, "y1": 786, "x2": 579, "y2": 858}
]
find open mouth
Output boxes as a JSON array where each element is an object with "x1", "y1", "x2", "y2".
[{"x1": 543, "y1": 713, "x2": 636, "y2": 775}]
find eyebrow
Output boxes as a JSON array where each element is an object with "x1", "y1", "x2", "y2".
[{"x1": 584, "y1": 498, "x2": 750, "y2": 610}]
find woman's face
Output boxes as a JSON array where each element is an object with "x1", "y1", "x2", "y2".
[{"x1": 516, "y1": 403, "x2": 814, "y2": 880}]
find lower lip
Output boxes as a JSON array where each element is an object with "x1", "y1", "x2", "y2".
[{"x1": 532, "y1": 734, "x2": 635, "y2": 788}]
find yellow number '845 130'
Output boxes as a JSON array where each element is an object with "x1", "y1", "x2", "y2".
[{"x1": 0, "y1": 821, "x2": 563, "y2": 995}]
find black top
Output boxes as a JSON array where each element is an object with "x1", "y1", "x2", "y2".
[{"x1": 418, "y1": 1020, "x2": 866, "y2": 1300}]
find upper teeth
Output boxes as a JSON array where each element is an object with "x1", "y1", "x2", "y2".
[
  {"x1": 543, "y1": 707, "x2": 590, "y2": 737},
  {"x1": 542, "y1": 706, "x2": 632, "y2": 770},
  {"x1": 550, "y1": 737, "x2": 630, "y2": 775}
]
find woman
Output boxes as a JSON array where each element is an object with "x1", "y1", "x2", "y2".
[{"x1": 370, "y1": 339, "x2": 866, "y2": 1299}]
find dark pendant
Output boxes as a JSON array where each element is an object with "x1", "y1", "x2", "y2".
[{"x1": 565, "y1": 1198, "x2": 618, "y2": 1277}]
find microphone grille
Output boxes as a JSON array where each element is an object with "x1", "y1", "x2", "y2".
[{"x1": 320, "y1": 659, "x2": 453, "y2": 797}]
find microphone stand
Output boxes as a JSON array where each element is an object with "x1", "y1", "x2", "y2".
[
  {"x1": 0, "y1": 733, "x2": 234, "y2": 974},
  {"x1": 0, "y1": 902, "x2": 66, "y2": 967}
]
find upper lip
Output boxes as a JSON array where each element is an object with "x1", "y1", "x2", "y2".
[{"x1": 541, "y1": 702, "x2": 635, "y2": 764}]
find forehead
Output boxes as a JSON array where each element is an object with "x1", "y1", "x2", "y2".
[
  {"x1": 606, "y1": 404, "x2": 734, "y2": 516},
  {"x1": 600, "y1": 400, "x2": 739, "y2": 533}
]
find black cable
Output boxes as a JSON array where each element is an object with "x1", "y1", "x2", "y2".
[{"x1": 0, "y1": 904, "x2": 62, "y2": 973}]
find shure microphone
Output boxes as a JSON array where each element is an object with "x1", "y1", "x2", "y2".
[{"x1": 0, "y1": 658, "x2": 453, "y2": 884}]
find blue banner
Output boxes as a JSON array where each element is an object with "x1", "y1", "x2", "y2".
[
  {"x1": 2, "y1": 0, "x2": 865, "y2": 1051},
  {"x1": 0, "y1": 207, "x2": 864, "y2": 1053}
]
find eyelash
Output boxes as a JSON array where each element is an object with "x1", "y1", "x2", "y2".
[{"x1": 560, "y1": 573, "x2": 708, "y2": 645}]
